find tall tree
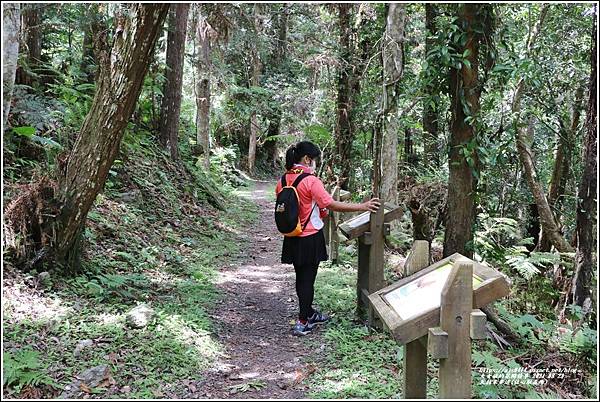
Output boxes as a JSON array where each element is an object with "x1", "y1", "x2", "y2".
[
  {"x1": 247, "y1": 3, "x2": 263, "y2": 174},
  {"x1": 443, "y1": 4, "x2": 488, "y2": 258},
  {"x1": 422, "y1": 4, "x2": 440, "y2": 167},
  {"x1": 5, "y1": 4, "x2": 169, "y2": 268},
  {"x1": 333, "y1": 4, "x2": 356, "y2": 190},
  {"x1": 2, "y1": 3, "x2": 21, "y2": 128},
  {"x1": 159, "y1": 4, "x2": 190, "y2": 160},
  {"x1": 80, "y1": 4, "x2": 104, "y2": 84},
  {"x1": 194, "y1": 9, "x2": 213, "y2": 169},
  {"x1": 538, "y1": 86, "x2": 584, "y2": 250},
  {"x1": 511, "y1": 5, "x2": 574, "y2": 253},
  {"x1": 572, "y1": 13, "x2": 597, "y2": 308},
  {"x1": 379, "y1": 3, "x2": 407, "y2": 204},
  {"x1": 264, "y1": 4, "x2": 290, "y2": 167},
  {"x1": 16, "y1": 4, "x2": 43, "y2": 88}
]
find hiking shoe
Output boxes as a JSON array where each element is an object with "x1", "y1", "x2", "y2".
[
  {"x1": 292, "y1": 320, "x2": 314, "y2": 336},
  {"x1": 308, "y1": 310, "x2": 330, "y2": 325}
]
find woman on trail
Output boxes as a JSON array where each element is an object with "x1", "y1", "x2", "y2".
[{"x1": 275, "y1": 141, "x2": 381, "y2": 336}]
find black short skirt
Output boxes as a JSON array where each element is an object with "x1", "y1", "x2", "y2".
[{"x1": 281, "y1": 229, "x2": 328, "y2": 266}]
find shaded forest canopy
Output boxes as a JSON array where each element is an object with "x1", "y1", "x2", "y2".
[{"x1": 1, "y1": 2, "x2": 597, "y2": 400}]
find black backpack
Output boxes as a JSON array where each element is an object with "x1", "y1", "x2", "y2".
[{"x1": 274, "y1": 173, "x2": 316, "y2": 237}]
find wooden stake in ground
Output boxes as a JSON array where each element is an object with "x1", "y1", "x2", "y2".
[
  {"x1": 356, "y1": 202, "x2": 385, "y2": 317},
  {"x1": 403, "y1": 240, "x2": 429, "y2": 399},
  {"x1": 439, "y1": 261, "x2": 473, "y2": 398}
]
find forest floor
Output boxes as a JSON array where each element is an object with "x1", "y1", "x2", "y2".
[{"x1": 3, "y1": 149, "x2": 594, "y2": 399}]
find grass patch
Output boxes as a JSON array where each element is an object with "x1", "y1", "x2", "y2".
[{"x1": 304, "y1": 253, "x2": 406, "y2": 398}]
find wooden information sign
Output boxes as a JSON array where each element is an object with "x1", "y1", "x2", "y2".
[
  {"x1": 368, "y1": 248, "x2": 510, "y2": 399},
  {"x1": 368, "y1": 253, "x2": 510, "y2": 345},
  {"x1": 339, "y1": 202, "x2": 403, "y2": 240}
]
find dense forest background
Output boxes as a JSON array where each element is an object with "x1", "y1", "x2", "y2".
[{"x1": 2, "y1": 2, "x2": 597, "y2": 399}]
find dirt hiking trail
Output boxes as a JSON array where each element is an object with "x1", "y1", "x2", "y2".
[{"x1": 190, "y1": 180, "x2": 324, "y2": 398}]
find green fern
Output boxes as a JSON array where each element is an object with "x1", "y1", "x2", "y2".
[
  {"x1": 3, "y1": 349, "x2": 57, "y2": 394},
  {"x1": 475, "y1": 213, "x2": 572, "y2": 280},
  {"x1": 559, "y1": 326, "x2": 597, "y2": 363},
  {"x1": 505, "y1": 246, "x2": 540, "y2": 280}
]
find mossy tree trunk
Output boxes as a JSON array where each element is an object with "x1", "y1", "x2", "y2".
[
  {"x1": 379, "y1": 3, "x2": 406, "y2": 204},
  {"x1": 443, "y1": 4, "x2": 484, "y2": 258},
  {"x1": 16, "y1": 4, "x2": 43, "y2": 89},
  {"x1": 572, "y1": 16, "x2": 597, "y2": 308},
  {"x1": 333, "y1": 4, "x2": 355, "y2": 190},
  {"x1": 2, "y1": 3, "x2": 21, "y2": 127},
  {"x1": 264, "y1": 4, "x2": 289, "y2": 168},
  {"x1": 538, "y1": 86, "x2": 584, "y2": 250},
  {"x1": 422, "y1": 4, "x2": 440, "y2": 167},
  {"x1": 5, "y1": 4, "x2": 169, "y2": 270},
  {"x1": 247, "y1": 4, "x2": 263, "y2": 175},
  {"x1": 511, "y1": 5, "x2": 573, "y2": 254},
  {"x1": 195, "y1": 9, "x2": 212, "y2": 169}
]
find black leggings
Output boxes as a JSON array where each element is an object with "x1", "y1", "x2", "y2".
[{"x1": 293, "y1": 262, "x2": 319, "y2": 320}]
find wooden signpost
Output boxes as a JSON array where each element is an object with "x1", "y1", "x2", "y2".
[
  {"x1": 368, "y1": 242, "x2": 511, "y2": 399},
  {"x1": 338, "y1": 202, "x2": 403, "y2": 318},
  {"x1": 322, "y1": 189, "x2": 509, "y2": 398},
  {"x1": 323, "y1": 186, "x2": 351, "y2": 263}
]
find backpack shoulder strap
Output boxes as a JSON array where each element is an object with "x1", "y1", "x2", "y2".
[
  {"x1": 280, "y1": 174, "x2": 287, "y2": 188},
  {"x1": 291, "y1": 172, "x2": 312, "y2": 188}
]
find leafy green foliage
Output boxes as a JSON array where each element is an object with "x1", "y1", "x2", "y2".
[
  {"x1": 474, "y1": 213, "x2": 573, "y2": 281},
  {"x1": 12, "y1": 126, "x2": 36, "y2": 137},
  {"x1": 558, "y1": 325, "x2": 597, "y2": 364},
  {"x1": 3, "y1": 349, "x2": 57, "y2": 395}
]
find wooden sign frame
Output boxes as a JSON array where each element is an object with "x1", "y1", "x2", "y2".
[
  {"x1": 339, "y1": 202, "x2": 403, "y2": 240},
  {"x1": 368, "y1": 253, "x2": 510, "y2": 345}
]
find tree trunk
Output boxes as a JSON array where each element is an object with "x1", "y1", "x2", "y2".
[
  {"x1": 2, "y1": 3, "x2": 20, "y2": 128},
  {"x1": 195, "y1": 12, "x2": 211, "y2": 169},
  {"x1": 510, "y1": 5, "x2": 573, "y2": 253},
  {"x1": 333, "y1": 4, "x2": 355, "y2": 190},
  {"x1": 53, "y1": 4, "x2": 169, "y2": 265},
  {"x1": 159, "y1": 4, "x2": 189, "y2": 160},
  {"x1": 404, "y1": 128, "x2": 415, "y2": 167},
  {"x1": 265, "y1": 4, "x2": 289, "y2": 168},
  {"x1": 247, "y1": 4, "x2": 263, "y2": 174},
  {"x1": 80, "y1": 4, "x2": 104, "y2": 84},
  {"x1": 443, "y1": 4, "x2": 482, "y2": 259},
  {"x1": 572, "y1": 15, "x2": 597, "y2": 308},
  {"x1": 516, "y1": 119, "x2": 574, "y2": 253},
  {"x1": 548, "y1": 87, "x2": 584, "y2": 207},
  {"x1": 379, "y1": 3, "x2": 406, "y2": 204},
  {"x1": 539, "y1": 86, "x2": 584, "y2": 250},
  {"x1": 16, "y1": 4, "x2": 43, "y2": 88},
  {"x1": 422, "y1": 3, "x2": 440, "y2": 167}
]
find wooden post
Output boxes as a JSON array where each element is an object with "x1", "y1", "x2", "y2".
[
  {"x1": 403, "y1": 240, "x2": 430, "y2": 399},
  {"x1": 356, "y1": 204, "x2": 384, "y2": 318},
  {"x1": 323, "y1": 185, "x2": 332, "y2": 246},
  {"x1": 439, "y1": 262, "x2": 473, "y2": 399},
  {"x1": 470, "y1": 309, "x2": 487, "y2": 340},
  {"x1": 368, "y1": 204, "x2": 385, "y2": 293},
  {"x1": 330, "y1": 186, "x2": 341, "y2": 263},
  {"x1": 404, "y1": 240, "x2": 430, "y2": 277},
  {"x1": 427, "y1": 327, "x2": 448, "y2": 359}
]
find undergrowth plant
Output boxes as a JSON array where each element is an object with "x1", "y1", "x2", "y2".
[{"x1": 3, "y1": 348, "x2": 57, "y2": 395}]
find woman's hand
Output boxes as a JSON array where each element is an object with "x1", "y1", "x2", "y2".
[
  {"x1": 361, "y1": 198, "x2": 381, "y2": 212},
  {"x1": 327, "y1": 197, "x2": 381, "y2": 213}
]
